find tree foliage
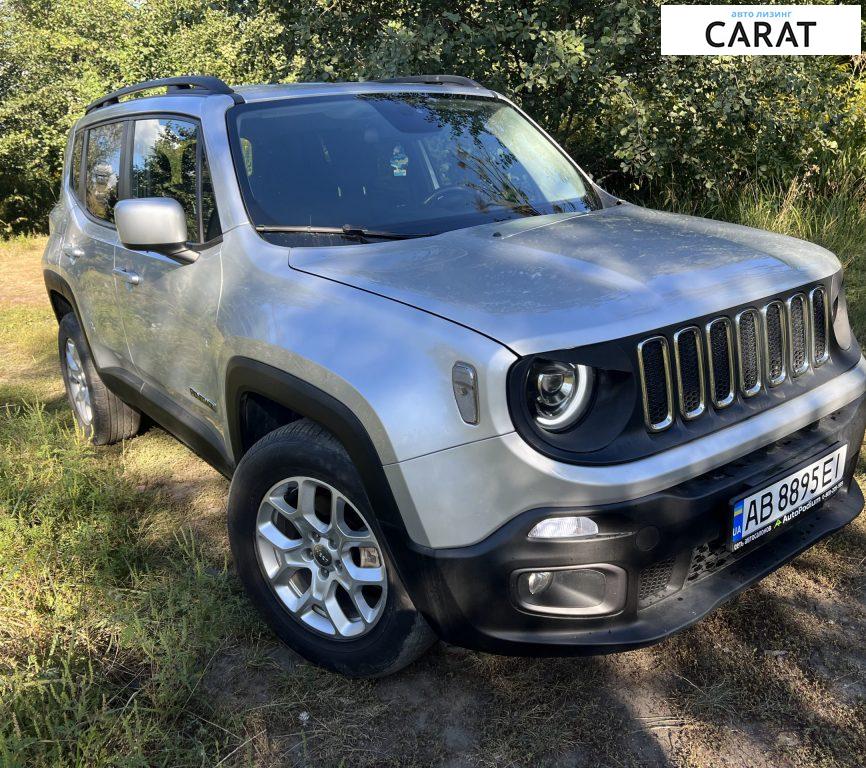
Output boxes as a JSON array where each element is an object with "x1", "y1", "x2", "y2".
[
  {"x1": 0, "y1": 0, "x2": 287, "y2": 233},
  {"x1": 0, "y1": 0, "x2": 863, "y2": 234}
]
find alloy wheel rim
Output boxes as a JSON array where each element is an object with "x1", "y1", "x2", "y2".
[
  {"x1": 65, "y1": 339, "x2": 93, "y2": 425},
  {"x1": 254, "y1": 475, "x2": 388, "y2": 640}
]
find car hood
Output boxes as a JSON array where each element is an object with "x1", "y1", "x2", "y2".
[{"x1": 288, "y1": 203, "x2": 840, "y2": 355}]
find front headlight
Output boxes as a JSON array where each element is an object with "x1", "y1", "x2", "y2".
[{"x1": 529, "y1": 359, "x2": 595, "y2": 431}]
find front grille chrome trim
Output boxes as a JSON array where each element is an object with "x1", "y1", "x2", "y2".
[
  {"x1": 761, "y1": 300, "x2": 787, "y2": 387},
  {"x1": 634, "y1": 283, "x2": 828, "y2": 434},
  {"x1": 786, "y1": 293, "x2": 810, "y2": 378},
  {"x1": 672, "y1": 326, "x2": 706, "y2": 421},
  {"x1": 809, "y1": 286, "x2": 830, "y2": 367},
  {"x1": 704, "y1": 318, "x2": 735, "y2": 409},
  {"x1": 734, "y1": 309, "x2": 762, "y2": 398},
  {"x1": 637, "y1": 336, "x2": 674, "y2": 432}
]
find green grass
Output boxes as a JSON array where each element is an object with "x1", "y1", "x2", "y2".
[
  {"x1": 1, "y1": 172, "x2": 866, "y2": 767},
  {"x1": 0, "y1": 393, "x2": 255, "y2": 766}
]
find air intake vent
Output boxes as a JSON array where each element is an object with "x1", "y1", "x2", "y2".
[
  {"x1": 787, "y1": 294, "x2": 809, "y2": 377},
  {"x1": 735, "y1": 309, "x2": 762, "y2": 397},
  {"x1": 763, "y1": 301, "x2": 787, "y2": 386},
  {"x1": 705, "y1": 318, "x2": 735, "y2": 408},
  {"x1": 638, "y1": 557, "x2": 676, "y2": 607},
  {"x1": 673, "y1": 327, "x2": 705, "y2": 420},
  {"x1": 637, "y1": 336, "x2": 673, "y2": 431},
  {"x1": 810, "y1": 286, "x2": 829, "y2": 366}
]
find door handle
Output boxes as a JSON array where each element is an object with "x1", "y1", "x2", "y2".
[
  {"x1": 62, "y1": 244, "x2": 84, "y2": 262},
  {"x1": 112, "y1": 267, "x2": 141, "y2": 286}
]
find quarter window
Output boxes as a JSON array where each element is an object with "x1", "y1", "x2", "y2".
[
  {"x1": 69, "y1": 132, "x2": 84, "y2": 200},
  {"x1": 85, "y1": 122, "x2": 123, "y2": 223},
  {"x1": 201, "y1": 151, "x2": 222, "y2": 242}
]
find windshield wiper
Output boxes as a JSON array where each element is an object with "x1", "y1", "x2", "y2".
[{"x1": 255, "y1": 224, "x2": 431, "y2": 242}]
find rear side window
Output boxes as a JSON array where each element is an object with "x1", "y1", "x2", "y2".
[
  {"x1": 131, "y1": 117, "x2": 221, "y2": 243},
  {"x1": 69, "y1": 132, "x2": 84, "y2": 199},
  {"x1": 85, "y1": 122, "x2": 123, "y2": 223}
]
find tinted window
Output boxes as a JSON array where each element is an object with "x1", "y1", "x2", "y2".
[
  {"x1": 131, "y1": 118, "x2": 198, "y2": 238},
  {"x1": 201, "y1": 150, "x2": 222, "y2": 242},
  {"x1": 85, "y1": 122, "x2": 123, "y2": 222},
  {"x1": 227, "y1": 93, "x2": 598, "y2": 241},
  {"x1": 69, "y1": 132, "x2": 84, "y2": 199}
]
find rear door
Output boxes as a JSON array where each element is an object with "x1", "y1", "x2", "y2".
[
  {"x1": 113, "y1": 115, "x2": 225, "y2": 431},
  {"x1": 61, "y1": 120, "x2": 131, "y2": 369}
]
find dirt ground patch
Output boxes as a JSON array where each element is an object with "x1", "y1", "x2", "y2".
[
  {"x1": 0, "y1": 236, "x2": 51, "y2": 306},
  {"x1": 2, "y1": 236, "x2": 865, "y2": 767}
]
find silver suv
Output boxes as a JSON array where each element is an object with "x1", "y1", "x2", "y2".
[{"x1": 43, "y1": 75, "x2": 866, "y2": 676}]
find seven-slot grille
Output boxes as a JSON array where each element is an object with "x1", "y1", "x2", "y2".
[{"x1": 637, "y1": 285, "x2": 830, "y2": 432}]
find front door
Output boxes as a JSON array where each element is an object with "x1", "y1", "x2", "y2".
[{"x1": 113, "y1": 116, "x2": 225, "y2": 432}]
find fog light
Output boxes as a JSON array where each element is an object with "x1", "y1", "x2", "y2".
[
  {"x1": 528, "y1": 516, "x2": 598, "y2": 540},
  {"x1": 515, "y1": 564, "x2": 626, "y2": 617},
  {"x1": 526, "y1": 571, "x2": 553, "y2": 595}
]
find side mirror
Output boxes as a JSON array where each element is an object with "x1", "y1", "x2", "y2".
[{"x1": 115, "y1": 198, "x2": 197, "y2": 263}]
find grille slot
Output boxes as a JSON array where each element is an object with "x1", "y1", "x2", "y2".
[
  {"x1": 762, "y1": 300, "x2": 787, "y2": 387},
  {"x1": 673, "y1": 327, "x2": 705, "y2": 420},
  {"x1": 735, "y1": 309, "x2": 762, "y2": 397},
  {"x1": 810, "y1": 286, "x2": 829, "y2": 366},
  {"x1": 786, "y1": 294, "x2": 809, "y2": 377},
  {"x1": 637, "y1": 336, "x2": 674, "y2": 431},
  {"x1": 705, "y1": 318, "x2": 735, "y2": 408}
]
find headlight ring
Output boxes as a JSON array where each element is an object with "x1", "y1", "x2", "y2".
[{"x1": 529, "y1": 359, "x2": 595, "y2": 431}]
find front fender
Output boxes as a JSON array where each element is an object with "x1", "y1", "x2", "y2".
[{"x1": 216, "y1": 226, "x2": 517, "y2": 466}]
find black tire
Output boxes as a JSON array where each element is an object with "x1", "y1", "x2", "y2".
[
  {"x1": 227, "y1": 419, "x2": 436, "y2": 677},
  {"x1": 58, "y1": 312, "x2": 140, "y2": 445}
]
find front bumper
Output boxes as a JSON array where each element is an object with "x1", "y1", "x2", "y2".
[{"x1": 395, "y1": 392, "x2": 866, "y2": 655}]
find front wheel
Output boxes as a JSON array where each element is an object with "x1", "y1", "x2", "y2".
[{"x1": 227, "y1": 420, "x2": 436, "y2": 676}]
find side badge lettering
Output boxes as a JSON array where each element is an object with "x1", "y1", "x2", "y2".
[{"x1": 189, "y1": 387, "x2": 217, "y2": 411}]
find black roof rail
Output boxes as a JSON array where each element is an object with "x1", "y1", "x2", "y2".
[
  {"x1": 85, "y1": 76, "x2": 243, "y2": 114},
  {"x1": 374, "y1": 75, "x2": 484, "y2": 89}
]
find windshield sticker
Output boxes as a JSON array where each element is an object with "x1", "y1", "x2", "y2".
[{"x1": 391, "y1": 145, "x2": 409, "y2": 177}]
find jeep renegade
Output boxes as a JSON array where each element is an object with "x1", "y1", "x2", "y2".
[{"x1": 43, "y1": 75, "x2": 866, "y2": 676}]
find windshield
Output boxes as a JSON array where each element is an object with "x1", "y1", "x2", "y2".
[{"x1": 227, "y1": 93, "x2": 600, "y2": 243}]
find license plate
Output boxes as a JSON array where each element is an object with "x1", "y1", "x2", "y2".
[{"x1": 730, "y1": 444, "x2": 847, "y2": 552}]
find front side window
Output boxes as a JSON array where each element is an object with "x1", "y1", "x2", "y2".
[
  {"x1": 130, "y1": 117, "x2": 222, "y2": 244},
  {"x1": 85, "y1": 122, "x2": 123, "y2": 222},
  {"x1": 131, "y1": 118, "x2": 199, "y2": 239},
  {"x1": 227, "y1": 93, "x2": 599, "y2": 243}
]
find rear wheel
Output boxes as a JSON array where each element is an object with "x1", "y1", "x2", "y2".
[
  {"x1": 58, "y1": 313, "x2": 140, "y2": 445},
  {"x1": 228, "y1": 420, "x2": 436, "y2": 676}
]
